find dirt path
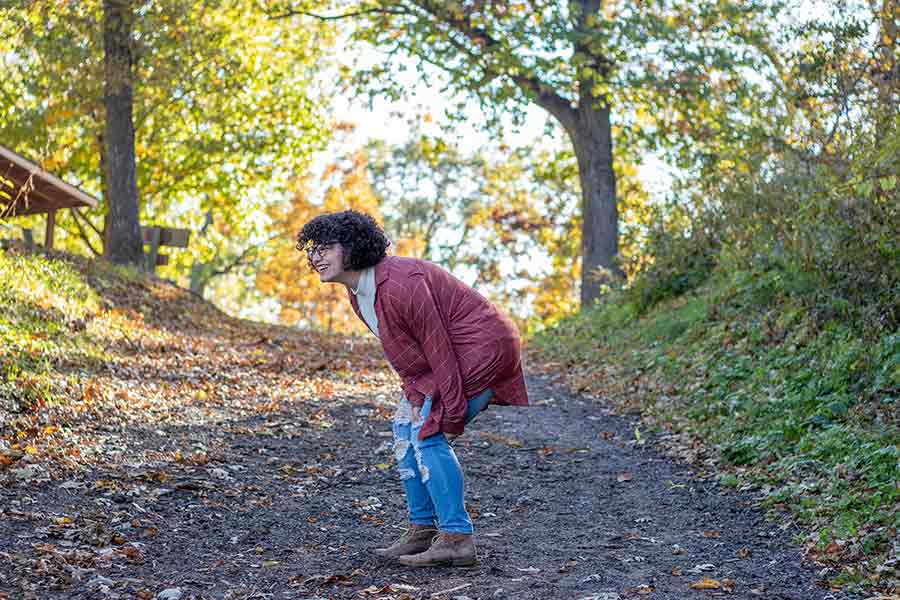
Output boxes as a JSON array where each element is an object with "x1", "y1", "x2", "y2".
[{"x1": 1, "y1": 375, "x2": 856, "y2": 600}]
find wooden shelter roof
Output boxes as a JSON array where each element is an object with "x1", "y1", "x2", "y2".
[{"x1": 0, "y1": 145, "x2": 99, "y2": 218}]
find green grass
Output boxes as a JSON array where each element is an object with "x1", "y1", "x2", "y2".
[
  {"x1": 0, "y1": 249, "x2": 108, "y2": 413},
  {"x1": 0, "y1": 246, "x2": 177, "y2": 429},
  {"x1": 533, "y1": 262, "x2": 900, "y2": 593}
]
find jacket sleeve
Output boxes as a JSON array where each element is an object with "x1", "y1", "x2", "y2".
[{"x1": 404, "y1": 273, "x2": 467, "y2": 436}]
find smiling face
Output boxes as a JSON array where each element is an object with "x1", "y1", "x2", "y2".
[
  {"x1": 297, "y1": 211, "x2": 388, "y2": 289},
  {"x1": 308, "y1": 241, "x2": 347, "y2": 283}
]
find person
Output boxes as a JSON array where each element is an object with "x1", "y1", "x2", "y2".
[{"x1": 296, "y1": 209, "x2": 529, "y2": 568}]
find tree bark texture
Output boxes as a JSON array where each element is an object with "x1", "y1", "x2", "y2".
[
  {"x1": 531, "y1": 89, "x2": 620, "y2": 307},
  {"x1": 528, "y1": 0, "x2": 618, "y2": 307},
  {"x1": 102, "y1": 0, "x2": 143, "y2": 266},
  {"x1": 569, "y1": 101, "x2": 619, "y2": 307}
]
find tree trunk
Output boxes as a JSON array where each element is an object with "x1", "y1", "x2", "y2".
[
  {"x1": 877, "y1": 0, "x2": 898, "y2": 124},
  {"x1": 102, "y1": 0, "x2": 143, "y2": 266},
  {"x1": 568, "y1": 102, "x2": 619, "y2": 307}
]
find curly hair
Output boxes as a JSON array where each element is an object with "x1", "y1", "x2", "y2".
[{"x1": 296, "y1": 210, "x2": 390, "y2": 271}]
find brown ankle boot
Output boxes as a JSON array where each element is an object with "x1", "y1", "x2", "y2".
[
  {"x1": 397, "y1": 531, "x2": 477, "y2": 567},
  {"x1": 374, "y1": 524, "x2": 438, "y2": 559}
]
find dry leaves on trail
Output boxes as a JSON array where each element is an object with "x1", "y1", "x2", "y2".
[
  {"x1": 626, "y1": 584, "x2": 654, "y2": 595},
  {"x1": 1, "y1": 265, "x2": 393, "y2": 480},
  {"x1": 478, "y1": 432, "x2": 524, "y2": 448},
  {"x1": 689, "y1": 577, "x2": 735, "y2": 592},
  {"x1": 690, "y1": 577, "x2": 722, "y2": 590}
]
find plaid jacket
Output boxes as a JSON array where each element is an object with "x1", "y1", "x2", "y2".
[{"x1": 348, "y1": 256, "x2": 529, "y2": 439}]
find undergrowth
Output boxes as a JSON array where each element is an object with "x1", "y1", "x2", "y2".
[{"x1": 533, "y1": 258, "x2": 899, "y2": 593}]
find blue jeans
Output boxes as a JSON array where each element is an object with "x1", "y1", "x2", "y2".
[{"x1": 392, "y1": 388, "x2": 493, "y2": 534}]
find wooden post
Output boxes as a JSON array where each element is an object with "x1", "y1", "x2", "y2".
[
  {"x1": 45, "y1": 210, "x2": 56, "y2": 249},
  {"x1": 189, "y1": 261, "x2": 207, "y2": 295},
  {"x1": 144, "y1": 226, "x2": 161, "y2": 273}
]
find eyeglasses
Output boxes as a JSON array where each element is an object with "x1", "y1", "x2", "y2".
[{"x1": 307, "y1": 240, "x2": 339, "y2": 260}]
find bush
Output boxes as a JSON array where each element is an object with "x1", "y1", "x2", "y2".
[{"x1": 624, "y1": 197, "x2": 722, "y2": 314}]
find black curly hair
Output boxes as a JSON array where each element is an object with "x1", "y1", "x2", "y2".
[{"x1": 296, "y1": 210, "x2": 390, "y2": 271}]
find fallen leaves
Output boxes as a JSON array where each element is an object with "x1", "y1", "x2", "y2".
[
  {"x1": 689, "y1": 577, "x2": 721, "y2": 590},
  {"x1": 478, "y1": 432, "x2": 524, "y2": 448},
  {"x1": 689, "y1": 577, "x2": 735, "y2": 592},
  {"x1": 360, "y1": 583, "x2": 420, "y2": 595},
  {"x1": 559, "y1": 558, "x2": 579, "y2": 573},
  {"x1": 626, "y1": 584, "x2": 654, "y2": 594}
]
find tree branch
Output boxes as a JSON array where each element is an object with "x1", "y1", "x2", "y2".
[
  {"x1": 73, "y1": 207, "x2": 104, "y2": 237},
  {"x1": 268, "y1": 6, "x2": 409, "y2": 20},
  {"x1": 207, "y1": 233, "x2": 281, "y2": 280},
  {"x1": 413, "y1": 0, "x2": 578, "y2": 132},
  {"x1": 69, "y1": 208, "x2": 103, "y2": 257}
]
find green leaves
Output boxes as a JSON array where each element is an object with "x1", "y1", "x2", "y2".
[{"x1": 1, "y1": 0, "x2": 334, "y2": 273}]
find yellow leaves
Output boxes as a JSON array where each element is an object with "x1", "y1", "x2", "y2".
[
  {"x1": 627, "y1": 585, "x2": 654, "y2": 594},
  {"x1": 257, "y1": 148, "x2": 382, "y2": 333},
  {"x1": 690, "y1": 577, "x2": 721, "y2": 589},
  {"x1": 689, "y1": 577, "x2": 735, "y2": 592}
]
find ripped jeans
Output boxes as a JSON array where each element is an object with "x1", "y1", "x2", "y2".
[{"x1": 392, "y1": 388, "x2": 493, "y2": 534}]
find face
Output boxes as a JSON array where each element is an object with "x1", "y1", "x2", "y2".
[{"x1": 308, "y1": 241, "x2": 346, "y2": 283}]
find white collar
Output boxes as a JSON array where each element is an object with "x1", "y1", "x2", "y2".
[{"x1": 351, "y1": 267, "x2": 375, "y2": 297}]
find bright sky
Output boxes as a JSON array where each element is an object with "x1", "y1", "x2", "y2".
[{"x1": 329, "y1": 78, "x2": 674, "y2": 203}]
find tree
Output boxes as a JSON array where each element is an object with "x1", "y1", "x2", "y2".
[
  {"x1": 102, "y1": 0, "x2": 142, "y2": 266},
  {"x1": 0, "y1": 0, "x2": 332, "y2": 271},
  {"x1": 366, "y1": 131, "x2": 483, "y2": 268},
  {"x1": 367, "y1": 128, "x2": 641, "y2": 322},
  {"x1": 256, "y1": 149, "x2": 385, "y2": 332},
  {"x1": 267, "y1": 0, "x2": 780, "y2": 306}
]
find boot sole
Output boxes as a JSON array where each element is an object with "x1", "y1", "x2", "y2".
[
  {"x1": 374, "y1": 544, "x2": 434, "y2": 560},
  {"x1": 398, "y1": 557, "x2": 478, "y2": 568}
]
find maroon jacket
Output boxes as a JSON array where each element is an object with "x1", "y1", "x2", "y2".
[{"x1": 348, "y1": 256, "x2": 529, "y2": 439}]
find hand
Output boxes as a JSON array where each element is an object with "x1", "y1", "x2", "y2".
[{"x1": 445, "y1": 432, "x2": 460, "y2": 445}]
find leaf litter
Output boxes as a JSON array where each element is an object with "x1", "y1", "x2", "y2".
[{"x1": 0, "y1": 264, "x2": 865, "y2": 599}]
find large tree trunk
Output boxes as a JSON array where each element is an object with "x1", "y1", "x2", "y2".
[
  {"x1": 102, "y1": 0, "x2": 143, "y2": 266},
  {"x1": 569, "y1": 102, "x2": 619, "y2": 307}
]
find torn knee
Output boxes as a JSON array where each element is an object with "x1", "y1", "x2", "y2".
[
  {"x1": 414, "y1": 445, "x2": 430, "y2": 483},
  {"x1": 393, "y1": 393, "x2": 412, "y2": 426},
  {"x1": 398, "y1": 467, "x2": 417, "y2": 480},
  {"x1": 393, "y1": 439, "x2": 411, "y2": 463}
]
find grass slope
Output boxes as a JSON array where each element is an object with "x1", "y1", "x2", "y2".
[
  {"x1": 0, "y1": 244, "x2": 388, "y2": 473},
  {"x1": 532, "y1": 263, "x2": 899, "y2": 594}
]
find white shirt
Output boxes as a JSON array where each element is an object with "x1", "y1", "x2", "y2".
[{"x1": 351, "y1": 267, "x2": 379, "y2": 337}]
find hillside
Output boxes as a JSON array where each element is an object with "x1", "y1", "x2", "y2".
[
  {"x1": 0, "y1": 244, "x2": 894, "y2": 598},
  {"x1": 532, "y1": 259, "x2": 899, "y2": 594},
  {"x1": 0, "y1": 243, "x2": 393, "y2": 477}
]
